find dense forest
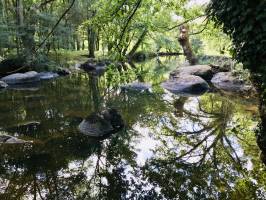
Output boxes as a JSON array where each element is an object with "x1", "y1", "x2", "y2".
[
  {"x1": 0, "y1": 0, "x2": 230, "y2": 66},
  {"x1": 0, "y1": 0, "x2": 266, "y2": 199}
]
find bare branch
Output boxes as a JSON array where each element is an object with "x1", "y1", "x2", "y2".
[
  {"x1": 157, "y1": 14, "x2": 207, "y2": 31},
  {"x1": 116, "y1": 0, "x2": 142, "y2": 51},
  {"x1": 189, "y1": 20, "x2": 209, "y2": 36}
]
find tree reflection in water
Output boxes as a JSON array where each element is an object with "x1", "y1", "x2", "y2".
[
  {"x1": 142, "y1": 94, "x2": 261, "y2": 199},
  {"x1": 0, "y1": 58, "x2": 265, "y2": 199}
]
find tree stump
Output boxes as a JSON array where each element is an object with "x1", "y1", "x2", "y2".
[{"x1": 178, "y1": 24, "x2": 197, "y2": 65}]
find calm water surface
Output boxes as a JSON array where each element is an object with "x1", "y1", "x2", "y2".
[{"x1": 0, "y1": 58, "x2": 264, "y2": 200}]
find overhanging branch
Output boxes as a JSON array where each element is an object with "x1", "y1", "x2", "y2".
[{"x1": 35, "y1": 0, "x2": 76, "y2": 52}]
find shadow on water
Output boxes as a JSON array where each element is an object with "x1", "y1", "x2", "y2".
[{"x1": 0, "y1": 57, "x2": 265, "y2": 199}]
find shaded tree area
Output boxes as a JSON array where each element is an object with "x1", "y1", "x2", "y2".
[
  {"x1": 207, "y1": 0, "x2": 266, "y2": 161},
  {"x1": 0, "y1": 0, "x2": 224, "y2": 71}
]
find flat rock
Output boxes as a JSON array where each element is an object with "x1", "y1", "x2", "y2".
[
  {"x1": 170, "y1": 65, "x2": 213, "y2": 80},
  {"x1": 211, "y1": 72, "x2": 253, "y2": 93},
  {"x1": 161, "y1": 75, "x2": 209, "y2": 95},
  {"x1": 1, "y1": 71, "x2": 40, "y2": 84},
  {"x1": 38, "y1": 72, "x2": 59, "y2": 80},
  {"x1": 0, "y1": 81, "x2": 8, "y2": 88},
  {"x1": 0, "y1": 135, "x2": 28, "y2": 144},
  {"x1": 121, "y1": 82, "x2": 152, "y2": 92}
]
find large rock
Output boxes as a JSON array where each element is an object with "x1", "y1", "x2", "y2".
[
  {"x1": 121, "y1": 82, "x2": 152, "y2": 92},
  {"x1": 170, "y1": 65, "x2": 213, "y2": 80},
  {"x1": 78, "y1": 109, "x2": 124, "y2": 137},
  {"x1": 211, "y1": 72, "x2": 253, "y2": 93},
  {"x1": 161, "y1": 75, "x2": 209, "y2": 95},
  {"x1": 0, "y1": 81, "x2": 8, "y2": 89},
  {"x1": 1, "y1": 71, "x2": 40, "y2": 84}
]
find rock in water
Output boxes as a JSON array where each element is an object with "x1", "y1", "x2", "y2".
[
  {"x1": 211, "y1": 72, "x2": 253, "y2": 93},
  {"x1": 78, "y1": 109, "x2": 124, "y2": 137},
  {"x1": 170, "y1": 65, "x2": 213, "y2": 80},
  {"x1": 161, "y1": 75, "x2": 209, "y2": 96},
  {"x1": 0, "y1": 135, "x2": 29, "y2": 144},
  {"x1": 80, "y1": 62, "x2": 107, "y2": 76},
  {"x1": 56, "y1": 68, "x2": 71, "y2": 76},
  {"x1": 0, "y1": 81, "x2": 8, "y2": 89},
  {"x1": 38, "y1": 72, "x2": 59, "y2": 80},
  {"x1": 1, "y1": 71, "x2": 40, "y2": 84},
  {"x1": 121, "y1": 82, "x2": 152, "y2": 92}
]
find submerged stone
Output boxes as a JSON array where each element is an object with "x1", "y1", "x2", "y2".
[
  {"x1": 161, "y1": 75, "x2": 209, "y2": 96},
  {"x1": 121, "y1": 82, "x2": 152, "y2": 92}
]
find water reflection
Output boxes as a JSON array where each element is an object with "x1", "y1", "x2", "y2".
[{"x1": 0, "y1": 57, "x2": 265, "y2": 199}]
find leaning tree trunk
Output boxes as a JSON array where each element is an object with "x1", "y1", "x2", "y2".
[
  {"x1": 127, "y1": 28, "x2": 148, "y2": 59},
  {"x1": 178, "y1": 24, "x2": 197, "y2": 65}
]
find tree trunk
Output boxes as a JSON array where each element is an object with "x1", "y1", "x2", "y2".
[
  {"x1": 76, "y1": 36, "x2": 81, "y2": 51},
  {"x1": 16, "y1": 0, "x2": 23, "y2": 55},
  {"x1": 178, "y1": 24, "x2": 197, "y2": 65},
  {"x1": 82, "y1": 40, "x2": 85, "y2": 50},
  {"x1": 16, "y1": 0, "x2": 36, "y2": 57},
  {"x1": 88, "y1": 26, "x2": 96, "y2": 58},
  {"x1": 16, "y1": 0, "x2": 23, "y2": 26}
]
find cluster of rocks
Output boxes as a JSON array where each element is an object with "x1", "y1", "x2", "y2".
[
  {"x1": 162, "y1": 65, "x2": 212, "y2": 96},
  {"x1": 0, "y1": 68, "x2": 71, "y2": 90},
  {"x1": 161, "y1": 64, "x2": 254, "y2": 96},
  {"x1": 114, "y1": 64, "x2": 254, "y2": 97}
]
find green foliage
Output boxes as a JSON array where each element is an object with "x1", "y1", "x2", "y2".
[{"x1": 191, "y1": 37, "x2": 204, "y2": 54}]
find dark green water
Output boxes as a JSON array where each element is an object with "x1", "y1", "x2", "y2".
[{"x1": 0, "y1": 58, "x2": 265, "y2": 200}]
